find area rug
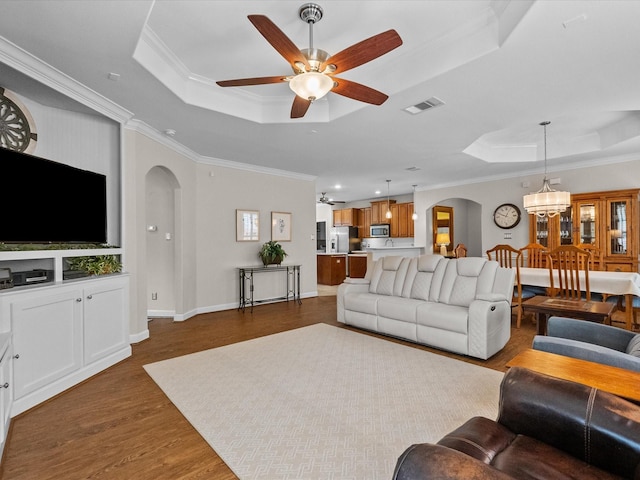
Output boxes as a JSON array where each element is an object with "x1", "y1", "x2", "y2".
[{"x1": 144, "y1": 324, "x2": 503, "y2": 479}]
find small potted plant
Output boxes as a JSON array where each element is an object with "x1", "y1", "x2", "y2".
[
  {"x1": 259, "y1": 240, "x2": 287, "y2": 266},
  {"x1": 66, "y1": 255, "x2": 122, "y2": 276}
]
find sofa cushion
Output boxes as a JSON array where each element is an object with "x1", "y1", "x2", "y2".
[
  {"x1": 402, "y1": 255, "x2": 447, "y2": 301},
  {"x1": 344, "y1": 292, "x2": 380, "y2": 315},
  {"x1": 378, "y1": 296, "x2": 425, "y2": 323},
  {"x1": 416, "y1": 303, "x2": 469, "y2": 334},
  {"x1": 438, "y1": 258, "x2": 489, "y2": 307},
  {"x1": 369, "y1": 256, "x2": 410, "y2": 296},
  {"x1": 626, "y1": 333, "x2": 640, "y2": 357}
]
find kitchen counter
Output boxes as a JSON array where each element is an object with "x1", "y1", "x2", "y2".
[{"x1": 359, "y1": 246, "x2": 424, "y2": 260}]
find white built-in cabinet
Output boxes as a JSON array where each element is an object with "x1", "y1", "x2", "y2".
[
  {"x1": 0, "y1": 250, "x2": 131, "y2": 453},
  {"x1": 0, "y1": 335, "x2": 12, "y2": 458}
]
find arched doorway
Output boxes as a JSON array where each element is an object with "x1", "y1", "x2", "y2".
[{"x1": 145, "y1": 166, "x2": 181, "y2": 319}]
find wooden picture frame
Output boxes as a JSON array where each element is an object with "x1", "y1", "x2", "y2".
[
  {"x1": 236, "y1": 209, "x2": 259, "y2": 241},
  {"x1": 271, "y1": 211, "x2": 291, "y2": 242}
]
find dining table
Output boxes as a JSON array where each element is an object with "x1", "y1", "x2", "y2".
[{"x1": 518, "y1": 267, "x2": 640, "y2": 330}]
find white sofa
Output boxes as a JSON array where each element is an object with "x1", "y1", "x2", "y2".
[{"x1": 337, "y1": 254, "x2": 515, "y2": 359}]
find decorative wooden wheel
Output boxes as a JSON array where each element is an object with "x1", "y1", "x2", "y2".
[{"x1": 0, "y1": 87, "x2": 37, "y2": 153}]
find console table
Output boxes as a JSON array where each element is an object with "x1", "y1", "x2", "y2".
[{"x1": 238, "y1": 264, "x2": 301, "y2": 312}]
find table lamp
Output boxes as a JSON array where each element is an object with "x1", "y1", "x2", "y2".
[{"x1": 436, "y1": 233, "x2": 450, "y2": 256}]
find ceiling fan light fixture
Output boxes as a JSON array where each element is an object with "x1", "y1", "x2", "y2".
[{"x1": 289, "y1": 72, "x2": 334, "y2": 102}]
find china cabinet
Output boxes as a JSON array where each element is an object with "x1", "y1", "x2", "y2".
[{"x1": 528, "y1": 189, "x2": 639, "y2": 271}]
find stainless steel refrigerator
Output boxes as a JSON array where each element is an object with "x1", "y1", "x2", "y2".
[{"x1": 333, "y1": 226, "x2": 360, "y2": 253}]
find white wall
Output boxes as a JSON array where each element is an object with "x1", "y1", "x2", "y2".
[
  {"x1": 19, "y1": 96, "x2": 121, "y2": 245},
  {"x1": 123, "y1": 129, "x2": 318, "y2": 338},
  {"x1": 414, "y1": 159, "x2": 640, "y2": 256}
]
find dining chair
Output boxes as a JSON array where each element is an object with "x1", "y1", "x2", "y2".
[
  {"x1": 486, "y1": 244, "x2": 531, "y2": 328},
  {"x1": 546, "y1": 245, "x2": 592, "y2": 301},
  {"x1": 576, "y1": 243, "x2": 603, "y2": 271},
  {"x1": 454, "y1": 243, "x2": 467, "y2": 258},
  {"x1": 519, "y1": 243, "x2": 547, "y2": 268},
  {"x1": 606, "y1": 295, "x2": 640, "y2": 330},
  {"x1": 519, "y1": 243, "x2": 549, "y2": 297}
]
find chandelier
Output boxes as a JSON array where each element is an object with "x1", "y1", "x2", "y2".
[{"x1": 523, "y1": 121, "x2": 571, "y2": 218}]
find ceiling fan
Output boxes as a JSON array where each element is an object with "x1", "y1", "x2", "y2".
[
  {"x1": 216, "y1": 3, "x2": 403, "y2": 118},
  {"x1": 317, "y1": 192, "x2": 345, "y2": 206}
]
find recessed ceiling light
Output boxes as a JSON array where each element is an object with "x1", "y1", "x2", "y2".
[
  {"x1": 164, "y1": 129, "x2": 176, "y2": 137},
  {"x1": 335, "y1": 184, "x2": 341, "y2": 189},
  {"x1": 375, "y1": 190, "x2": 381, "y2": 195}
]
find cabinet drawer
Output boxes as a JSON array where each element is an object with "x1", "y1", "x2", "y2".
[{"x1": 606, "y1": 263, "x2": 633, "y2": 272}]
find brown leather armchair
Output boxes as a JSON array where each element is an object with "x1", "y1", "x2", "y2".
[{"x1": 393, "y1": 367, "x2": 640, "y2": 480}]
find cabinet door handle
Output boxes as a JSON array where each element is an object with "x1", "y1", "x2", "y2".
[
  {"x1": 0, "y1": 383, "x2": 8, "y2": 389},
  {"x1": 76, "y1": 298, "x2": 82, "y2": 302},
  {"x1": 87, "y1": 295, "x2": 93, "y2": 300}
]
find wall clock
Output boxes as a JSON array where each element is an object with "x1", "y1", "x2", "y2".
[
  {"x1": 0, "y1": 87, "x2": 38, "y2": 153},
  {"x1": 493, "y1": 203, "x2": 521, "y2": 229}
]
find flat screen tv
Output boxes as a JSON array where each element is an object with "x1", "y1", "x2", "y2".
[{"x1": 1, "y1": 148, "x2": 107, "y2": 244}]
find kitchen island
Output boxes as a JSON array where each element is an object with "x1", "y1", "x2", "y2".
[{"x1": 316, "y1": 253, "x2": 347, "y2": 285}]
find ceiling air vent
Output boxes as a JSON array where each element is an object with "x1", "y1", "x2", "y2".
[{"x1": 404, "y1": 97, "x2": 445, "y2": 115}]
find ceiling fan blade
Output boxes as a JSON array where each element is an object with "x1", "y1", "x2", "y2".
[
  {"x1": 216, "y1": 76, "x2": 287, "y2": 87},
  {"x1": 320, "y1": 29, "x2": 402, "y2": 74},
  {"x1": 331, "y1": 78, "x2": 389, "y2": 105},
  {"x1": 291, "y1": 95, "x2": 312, "y2": 118},
  {"x1": 248, "y1": 15, "x2": 310, "y2": 71}
]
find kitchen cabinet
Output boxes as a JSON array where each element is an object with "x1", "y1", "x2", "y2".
[
  {"x1": 389, "y1": 202, "x2": 414, "y2": 238},
  {"x1": 317, "y1": 254, "x2": 346, "y2": 285},
  {"x1": 408, "y1": 202, "x2": 415, "y2": 237},
  {"x1": 390, "y1": 204, "x2": 399, "y2": 237},
  {"x1": 1, "y1": 274, "x2": 131, "y2": 415},
  {"x1": 348, "y1": 255, "x2": 368, "y2": 278},
  {"x1": 528, "y1": 188, "x2": 639, "y2": 271},
  {"x1": 370, "y1": 200, "x2": 395, "y2": 225},
  {"x1": 362, "y1": 208, "x2": 372, "y2": 238},
  {"x1": 333, "y1": 208, "x2": 360, "y2": 227}
]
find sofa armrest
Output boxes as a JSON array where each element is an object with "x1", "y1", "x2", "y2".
[
  {"x1": 393, "y1": 443, "x2": 515, "y2": 480},
  {"x1": 476, "y1": 293, "x2": 509, "y2": 303},
  {"x1": 547, "y1": 316, "x2": 635, "y2": 351},
  {"x1": 498, "y1": 367, "x2": 640, "y2": 478},
  {"x1": 467, "y1": 296, "x2": 512, "y2": 359},
  {"x1": 532, "y1": 336, "x2": 640, "y2": 372},
  {"x1": 341, "y1": 278, "x2": 370, "y2": 285},
  {"x1": 336, "y1": 280, "x2": 370, "y2": 324}
]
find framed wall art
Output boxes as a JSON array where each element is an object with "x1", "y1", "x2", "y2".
[
  {"x1": 271, "y1": 211, "x2": 291, "y2": 242},
  {"x1": 236, "y1": 209, "x2": 259, "y2": 241}
]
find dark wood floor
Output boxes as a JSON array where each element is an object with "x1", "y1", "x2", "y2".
[{"x1": 0, "y1": 296, "x2": 537, "y2": 480}]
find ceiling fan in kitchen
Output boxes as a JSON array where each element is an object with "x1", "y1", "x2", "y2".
[
  {"x1": 317, "y1": 192, "x2": 345, "y2": 206},
  {"x1": 216, "y1": 3, "x2": 403, "y2": 118}
]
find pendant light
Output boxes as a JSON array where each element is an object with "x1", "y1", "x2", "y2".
[
  {"x1": 385, "y1": 180, "x2": 392, "y2": 219},
  {"x1": 411, "y1": 185, "x2": 418, "y2": 220},
  {"x1": 523, "y1": 121, "x2": 571, "y2": 218}
]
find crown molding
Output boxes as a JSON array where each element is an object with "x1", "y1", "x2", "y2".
[
  {"x1": 0, "y1": 35, "x2": 133, "y2": 123},
  {"x1": 124, "y1": 119, "x2": 316, "y2": 182}
]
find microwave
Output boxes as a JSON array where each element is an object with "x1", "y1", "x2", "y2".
[{"x1": 369, "y1": 224, "x2": 390, "y2": 238}]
